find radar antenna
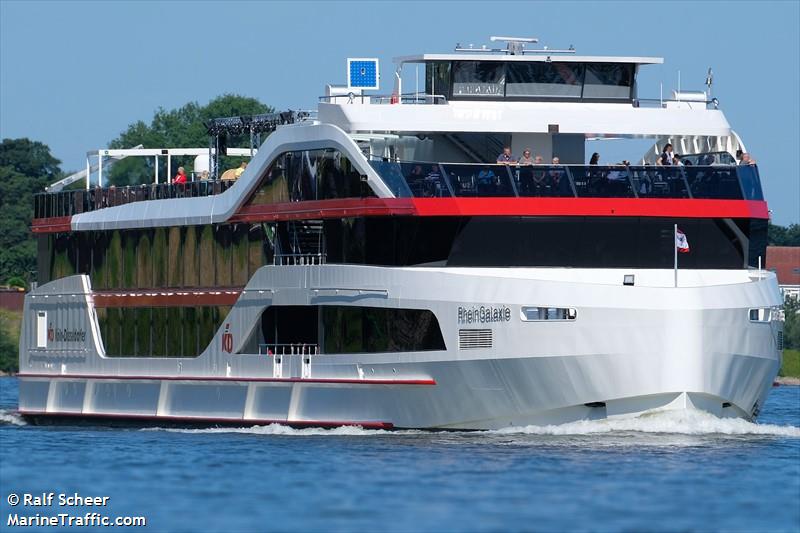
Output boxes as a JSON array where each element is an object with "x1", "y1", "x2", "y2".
[{"x1": 454, "y1": 36, "x2": 575, "y2": 55}]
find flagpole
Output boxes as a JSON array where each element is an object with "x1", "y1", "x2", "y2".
[{"x1": 674, "y1": 223, "x2": 678, "y2": 288}]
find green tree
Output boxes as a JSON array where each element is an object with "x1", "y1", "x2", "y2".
[
  {"x1": 768, "y1": 223, "x2": 800, "y2": 246},
  {"x1": 0, "y1": 138, "x2": 62, "y2": 283},
  {"x1": 108, "y1": 94, "x2": 273, "y2": 186}
]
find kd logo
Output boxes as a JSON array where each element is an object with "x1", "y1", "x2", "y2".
[{"x1": 221, "y1": 324, "x2": 233, "y2": 354}]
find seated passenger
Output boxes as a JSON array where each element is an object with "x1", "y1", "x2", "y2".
[
  {"x1": 424, "y1": 165, "x2": 443, "y2": 197},
  {"x1": 548, "y1": 157, "x2": 571, "y2": 196},
  {"x1": 496, "y1": 146, "x2": 517, "y2": 165},
  {"x1": 518, "y1": 149, "x2": 534, "y2": 165},
  {"x1": 739, "y1": 152, "x2": 756, "y2": 165},
  {"x1": 406, "y1": 164, "x2": 425, "y2": 195}
]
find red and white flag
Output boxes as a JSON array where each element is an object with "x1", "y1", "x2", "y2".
[{"x1": 675, "y1": 228, "x2": 690, "y2": 253}]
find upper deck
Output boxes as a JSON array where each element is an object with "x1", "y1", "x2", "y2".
[
  {"x1": 30, "y1": 39, "x2": 765, "y2": 234},
  {"x1": 318, "y1": 38, "x2": 729, "y2": 139}
]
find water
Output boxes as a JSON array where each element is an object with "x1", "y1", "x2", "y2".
[{"x1": 1, "y1": 378, "x2": 798, "y2": 532}]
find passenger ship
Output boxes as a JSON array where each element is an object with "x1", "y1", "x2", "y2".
[{"x1": 19, "y1": 38, "x2": 784, "y2": 429}]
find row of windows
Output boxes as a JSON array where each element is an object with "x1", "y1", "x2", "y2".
[
  {"x1": 98, "y1": 306, "x2": 230, "y2": 358},
  {"x1": 247, "y1": 149, "x2": 372, "y2": 205},
  {"x1": 426, "y1": 61, "x2": 635, "y2": 101},
  {"x1": 42, "y1": 223, "x2": 274, "y2": 290},
  {"x1": 323, "y1": 216, "x2": 764, "y2": 270},
  {"x1": 41, "y1": 216, "x2": 766, "y2": 291}
]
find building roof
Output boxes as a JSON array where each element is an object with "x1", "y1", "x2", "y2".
[{"x1": 766, "y1": 246, "x2": 800, "y2": 285}]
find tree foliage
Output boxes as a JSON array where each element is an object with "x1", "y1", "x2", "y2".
[
  {"x1": 108, "y1": 94, "x2": 273, "y2": 186},
  {"x1": 0, "y1": 138, "x2": 62, "y2": 283},
  {"x1": 768, "y1": 223, "x2": 800, "y2": 246}
]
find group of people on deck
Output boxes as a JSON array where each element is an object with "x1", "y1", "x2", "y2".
[
  {"x1": 496, "y1": 146, "x2": 561, "y2": 166},
  {"x1": 171, "y1": 161, "x2": 248, "y2": 183}
]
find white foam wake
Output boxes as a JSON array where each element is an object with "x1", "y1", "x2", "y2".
[
  {"x1": 0, "y1": 409, "x2": 27, "y2": 426},
  {"x1": 494, "y1": 409, "x2": 800, "y2": 437}
]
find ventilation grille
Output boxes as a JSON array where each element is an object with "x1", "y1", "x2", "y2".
[
  {"x1": 459, "y1": 329, "x2": 492, "y2": 349},
  {"x1": 777, "y1": 331, "x2": 784, "y2": 350}
]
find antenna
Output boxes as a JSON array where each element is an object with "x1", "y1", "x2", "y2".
[
  {"x1": 491, "y1": 36, "x2": 537, "y2": 55},
  {"x1": 454, "y1": 36, "x2": 575, "y2": 56},
  {"x1": 705, "y1": 67, "x2": 714, "y2": 98}
]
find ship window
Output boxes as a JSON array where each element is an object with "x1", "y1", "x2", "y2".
[
  {"x1": 425, "y1": 61, "x2": 452, "y2": 100},
  {"x1": 521, "y1": 307, "x2": 577, "y2": 321},
  {"x1": 748, "y1": 308, "x2": 772, "y2": 323},
  {"x1": 506, "y1": 62, "x2": 584, "y2": 98},
  {"x1": 452, "y1": 61, "x2": 505, "y2": 98},
  {"x1": 322, "y1": 306, "x2": 446, "y2": 353},
  {"x1": 98, "y1": 305, "x2": 230, "y2": 358},
  {"x1": 582, "y1": 63, "x2": 634, "y2": 99},
  {"x1": 36, "y1": 311, "x2": 47, "y2": 349},
  {"x1": 250, "y1": 305, "x2": 445, "y2": 354},
  {"x1": 247, "y1": 149, "x2": 367, "y2": 206}
]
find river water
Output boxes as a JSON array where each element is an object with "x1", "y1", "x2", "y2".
[{"x1": 1, "y1": 377, "x2": 798, "y2": 532}]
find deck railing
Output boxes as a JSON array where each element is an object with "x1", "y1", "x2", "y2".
[
  {"x1": 259, "y1": 343, "x2": 319, "y2": 356},
  {"x1": 34, "y1": 180, "x2": 235, "y2": 219}
]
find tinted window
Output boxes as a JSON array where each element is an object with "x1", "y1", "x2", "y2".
[
  {"x1": 506, "y1": 62, "x2": 584, "y2": 98},
  {"x1": 583, "y1": 63, "x2": 634, "y2": 99},
  {"x1": 323, "y1": 306, "x2": 446, "y2": 353},
  {"x1": 452, "y1": 61, "x2": 505, "y2": 98},
  {"x1": 442, "y1": 164, "x2": 515, "y2": 197},
  {"x1": 684, "y1": 166, "x2": 743, "y2": 199},
  {"x1": 514, "y1": 165, "x2": 575, "y2": 197}
]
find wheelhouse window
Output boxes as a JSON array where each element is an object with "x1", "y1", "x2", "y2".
[
  {"x1": 452, "y1": 61, "x2": 505, "y2": 98},
  {"x1": 429, "y1": 60, "x2": 636, "y2": 101},
  {"x1": 425, "y1": 61, "x2": 452, "y2": 100},
  {"x1": 506, "y1": 62, "x2": 584, "y2": 98},
  {"x1": 582, "y1": 63, "x2": 634, "y2": 99}
]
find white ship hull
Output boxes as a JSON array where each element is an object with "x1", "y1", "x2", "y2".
[{"x1": 17, "y1": 266, "x2": 783, "y2": 429}]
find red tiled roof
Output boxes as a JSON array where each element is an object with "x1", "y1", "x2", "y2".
[{"x1": 766, "y1": 246, "x2": 800, "y2": 285}]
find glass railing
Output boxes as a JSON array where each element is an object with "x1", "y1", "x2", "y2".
[
  {"x1": 34, "y1": 180, "x2": 236, "y2": 219},
  {"x1": 369, "y1": 161, "x2": 761, "y2": 201}
]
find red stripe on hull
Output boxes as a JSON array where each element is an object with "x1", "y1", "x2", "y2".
[
  {"x1": 18, "y1": 410, "x2": 395, "y2": 430},
  {"x1": 408, "y1": 197, "x2": 769, "y2": 219},
  {"x1": 30, "y1": 197, "x2": 769, "y2": 234},
  {"x1": 18, "y1": 373, "x2": 437, "y2": 386},
  {"x1": 91, "y1": 288, "x2": 243, "y2": 308}
]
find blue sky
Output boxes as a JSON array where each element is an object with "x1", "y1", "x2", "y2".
[{"x1": 1, "y1": 0, "x2": 798, "y2": 224}]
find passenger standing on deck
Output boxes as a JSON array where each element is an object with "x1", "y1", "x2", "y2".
[
  {"x1": 659, "y1": 144, "x2": 674, "y2": 166},
  {"x1": 173, "y1": 167, "x2": 188, "y2": 184},
  {"x1": 589, "y1": 152, "x2": 600, "y2": 165},
  {"x1": 234, "y1": 161, "x2": 248, "y2": 178},
  {"x1": 497, "y1": 146, "x2": 517, "y2": 165},
  {"x1": 518, "y1": 149, "x2": 534, "y2": 165}
]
